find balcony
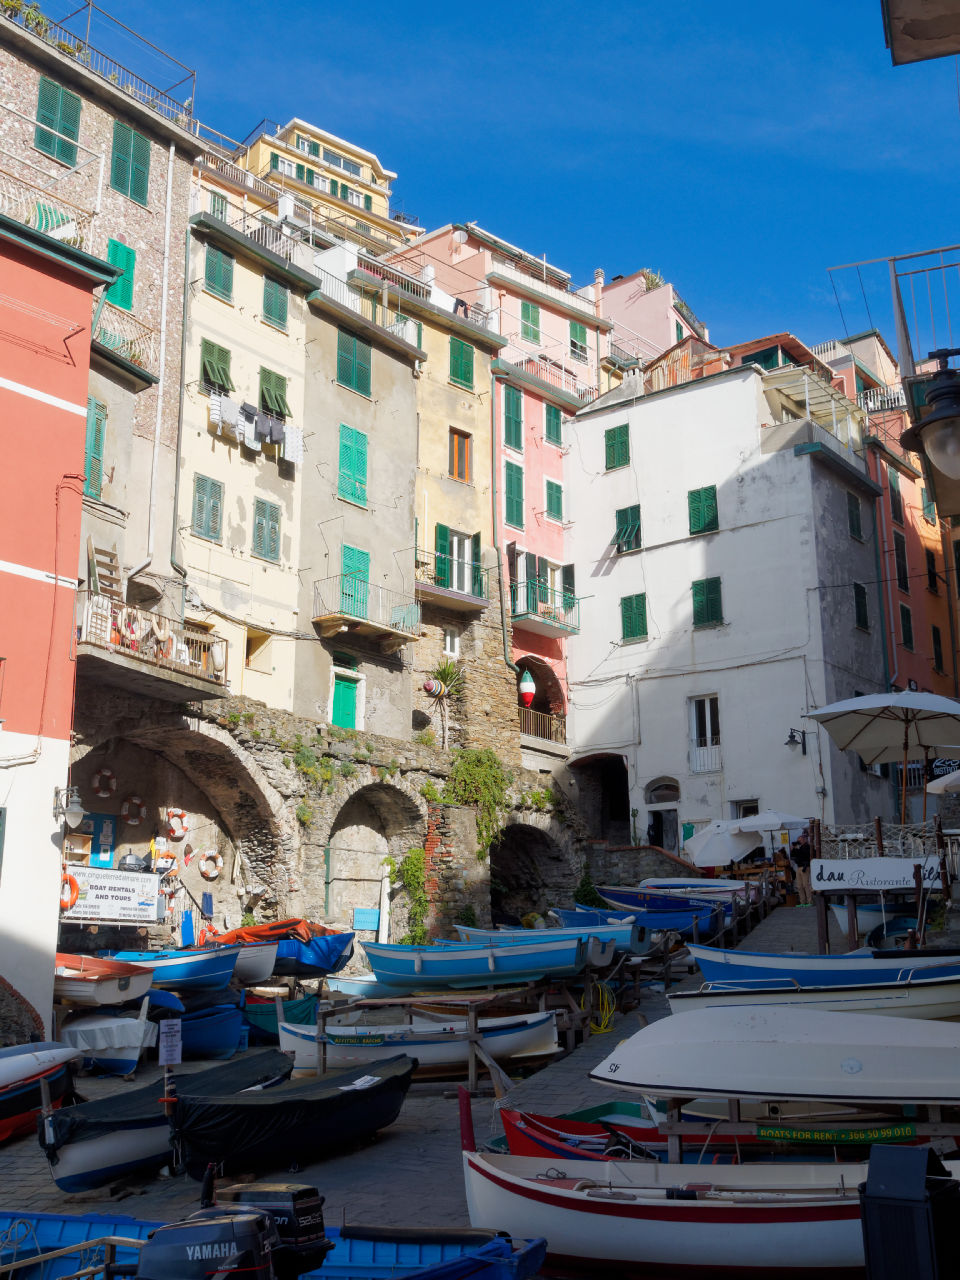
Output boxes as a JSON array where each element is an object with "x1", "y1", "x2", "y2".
[
  {"x1": 76, "y1": 593, "x2": 227, "y2": 701},
  {"x1": 93, "y1": 300, "x2": 158, "y2": 375},
  {"x1": 499, "y1": 344, "x2": 595, "y2": 401},
  {"x1": 200, "y1": 151, "x2": 276, "y2": 201},
  {"x1": 415, "y1": 550, "x2": 490, "y2": 611},
  {"x1": 518, "y1": 707, "x2": 566, "y2": 744},
  {"x1": 487, "y1": 256, "x2": 598, "y2": 320},
  {"x1": 510, "y1": 583, "x2": 580, "y2": 636},
  {"x1": 690, "y1": 740, "x2": 722, "y2": 774},
  {"x1": 0, "y1": 167, "x2": 96, "y2": 252},
  {"x1": 858, "y1": 385, "x2": 907, "y2": 413},
  {"x1": 348, "y1": 254, "x2": 430, "y2": 302},
  {"x1": 316, "y1": 272, "x2": 419, "y2": 345},
  {"x1": 313, "y1": 576, "x2": 420, "y2": 653}
]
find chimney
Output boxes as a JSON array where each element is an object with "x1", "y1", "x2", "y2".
[{"x1": 594, "y1": 268, "x2": 605, "y2": 319}]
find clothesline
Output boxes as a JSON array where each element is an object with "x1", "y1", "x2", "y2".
[{"x1": 208, "y1": 393, "x2": 304, "y2": 465}]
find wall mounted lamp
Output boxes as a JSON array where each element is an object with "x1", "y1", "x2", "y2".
[
  {"x1": 53, "y1": 785, "x2": 85, "y2": 829},
  {"x1": 785, "y1": 728, "x2": 808, "y2": 755}
]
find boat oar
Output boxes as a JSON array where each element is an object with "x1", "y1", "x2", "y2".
[{"x1": 472, "y1": 1044, "x2": 513, "y2": 1100}]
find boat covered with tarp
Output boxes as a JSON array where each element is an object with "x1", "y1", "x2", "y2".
[{"x1": 214, "y1": 919, "x2": 355, "y2": 977}]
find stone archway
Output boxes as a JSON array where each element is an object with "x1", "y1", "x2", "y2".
[
  {"x1": 489, "y1": 820, "x2": 572, "y2": 921},
  {"x1": 516, "y1": 655, "x2": 565, "y2": 715},
  {"x1": 569, "y1": 753, "x2": 631, "y2": 843}
]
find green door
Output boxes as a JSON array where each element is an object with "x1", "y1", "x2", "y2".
[
  {"x1": 332, "y1": 675, "x2": 357, "y2": 729},
  {"x1": 341, "y1": 544, "x2": 370, "y2": 619}
]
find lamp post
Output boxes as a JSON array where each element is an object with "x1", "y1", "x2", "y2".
[{"x1": 901, "y1": 348, "x2": 960, "y2": 517}]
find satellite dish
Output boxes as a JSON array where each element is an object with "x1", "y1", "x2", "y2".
[{"x1": 452, "y1": 229, "x2": 468, "y2": 245}]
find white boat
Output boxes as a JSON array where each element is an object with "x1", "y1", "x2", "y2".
[
  {"x1": 641, "y1": 876, "x2": 756, "y2": 901},
  {"x1": 591, "y1": 1006, "x2": 960, "y2": 1104},
  {"x1": 279, "y1": 1010, "x2": 558, "y2": 1071},
  {"x1": 54, "y1": 953, "x2": 154, "y2": 1006},
  {"x1": 828, "y1": 902, "x2": 914, "y2": 936},
  {"x1": 667, "y1": 970, "x2": 960, "y2": 1020},
  {"x1": 60, "y1": 1003, "x2": 158, "y2": 1077},
  {"x1": 325, "y1": 972, "x2": 397, "y2": 998},
  {"x1": 230, "y1": 941, "x2": 279, "y2": 985},
  {"x1": 0, "y1": 1043, "x2": 80, "y2": 1090},
  {"x1": 463, "y1": 1149, "x2": 869, "y2": 1274}
]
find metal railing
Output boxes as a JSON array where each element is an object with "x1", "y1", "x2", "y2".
[
  {"x1": 858, "y1": 385, "x2": 907, "y2": 412},
  {"x1": 690, "y1": 741, "x2": 722, "y2": 773},
  {"x1": 500, "y1": 344, "x2": 595, "y2": 400},
  {"x1": 317, "y1": 272, "x2": 418, "y2": 344},
  {"x1": 313, "y1": 575, "x2": 421, "y2": 637},
  {"x1": 200, "y1": 151, "x2": 275, "y2": 200},
  {"x1": 0, "y1": 166, "x2": 95, "y2": 250},
  {"x1": 93, "y1": 299, "x2": 157, "y2": 371},
  {"x1": 353, "y1": 253, "x2": 430, "y2": 300},
  {"x1": 489, "y1": 255, "x2": 598, "y2": 318},
  {"x1": 78, "y1": 592, "x2": 227, "y2": 685},
  {"x1": 415, "y1": 549, "x2": 489, "y2": 599},
  {"x1": 510, "y1": 582, "x2": 580, "y2": 632},
  {"x1": 518, "y1": 707, "x2": 566, "y2": 743}
]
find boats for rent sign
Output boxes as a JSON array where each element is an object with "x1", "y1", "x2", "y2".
[
  {"x1": 63, "y1": 864, "x2": 162, "y2": 923},
  {"x1": 811, "y1": 857, "x2": 942, "y2": 892}
]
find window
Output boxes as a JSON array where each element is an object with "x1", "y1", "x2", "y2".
[
  {"x1": 340, "y1": 545, "x2": 370, "y2": 618},
  {"x1": 621, "y1": 593, "x2": 647, "y2": 641},
  {"x1": 337, "y1": 329, "x2": 372, "y2": 395},
  {"x1": 676, "y1": 319, "x2": 684, "y2": 344},
  {"x1": 245, "y1": 628, "x2": 271, "y2": 673},
  {"x1": 204, "y1": 245, "x2": 234, "y2": 301},
  {"x1": 690, "y1": 695, "x2": 721, "y2": 748},
  {"x1": 612, "y1": 504, "x2": 641, "y2": 553},
  {"x1": 504, "y1": 385, "x2": 522, "y2": 450},
  {"x1": 323, "y1": 147, "x2": 362, "y2": 177},
  {"x1": 110, "y1": 121, "x2": 150, "y2": 205},
  {"x1": 200, "y1": 338, "x2": 234, "y2": 394},
  {"x1": 545, "y1": 480, "x2": 563, "y2": 522},
  {"x1": 252, "y1": 498, "x2": 280, "y2": 562},
  {"x1": 298, "y1": 135, "x2": 321, "y2": 158},
  {"x1": 259, "y1": 368, "x2": 292, "y2": 418},
  {"x1": 269, "y1": 152, "x2": 296, "y2": 178},
  {"x1": 435, "y1": 526, "x2": 481, "y2": 595},
  {"x1": 933, "y1": 625, "x2": 945, "y2": 673},
  {"x1": 209, "y1": 191, "x2": 227, "y2": 220},
  {"x1": 505, "y1": 461, "x2": 524, "y2": 529},
  {"x1": 604, "y1": 423, "x2": 629, "y2": 470},
  {"x1": 521, "y1": 301, "x2": 540, "y2": 343},
  {"x1": 450, "y1": 336, "x2": 474, "y2": 390},
  {"x1": 927, "y1": 548, "x2": 939, "y2": 593},
  {"x1": 192, "y1": 474, "x2": 223, "y2": 542},
  {"x1": 692, "y1": 577, "x2": 723, "y2": 627},
  {"x1": 83, "y1": 398, "x2": 106, "y2": 500},
  {"x1": 449, "y1": 428, "x2": 472, "y2": 482},
  {"x1": 847, "y1": 491, "x2": 862, "y2": 540},
  {"x1": 922, "y1": 487, "x2": 937, "y2": 523},
  {"x1": 262, "y1": 278, "x2": 288, "y2": 330},
  {"x1": 888, "y1": 466, "x2": 904, "y2": 524},
  {"x1": 443, "y1": 626, "x2": 460, "y2": 658},
  {"x1": 893, "y1": 530, "x2": 909, "y2": 592},
  {"x1": 854, "y1": 581, "x2": 869, "y2": 630},
  {"x1": 34, "y1": 77, "x2": 80, "y2": 166},
  {"x1": 900, "y1": 603, "x2": 914, "y2": 650},
  {"x1": 570, "y1": 321, "x2": 588, "y2": 362},
  {"x1": 545, "y1": 404, "x2": 562, "y2": 446},
  {"x1": 688, "y1": 485, "x2": 719, "y2": 535},
  {"x1": 338, "y1": 424, "x2": 368, "y2": 505},
  {"x1": 105, "y1": 239, "x2": 135, "y2": 311}
]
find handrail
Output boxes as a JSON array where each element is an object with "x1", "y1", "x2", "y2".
[
  {"x1": 77, "y1": 592, "x2": 227, "y2": 686},
  {"x1": 0, "y1": 1235, "x2": 144, "y2": 1274}
]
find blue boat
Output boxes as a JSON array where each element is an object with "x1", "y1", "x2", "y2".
[
  {"x1": 363, "y1": 936, "x2": 589, "y2": 988},
  {"x1": 562, "y1": 904, "x2": 722, "y2": 941},
  {"x1": 0, "y1": 1209, "x2": 545, "y2": 1280},
  {"x1": 107, "y1": 945, "x2": 241, "y2": 990},
  {"x1": 180, "y1": 1003, "x2": 244, "y2": 1059},
  {"x1": 454, "y1": 921, "x2": 649, "y2": 955},
  {"x1": 598, "y1": 885, "x2": 732, "y2": 919},
  {"x1": 687, "y1": 942, "x2": 960, "y2": 988},
  {"x1": 273, "y1": 932, "x2": 355, "y2": 976}
]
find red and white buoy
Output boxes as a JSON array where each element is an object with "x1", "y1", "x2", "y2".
[{"x1": 518, "y1": 669, "x2": 536, "y2": 708}]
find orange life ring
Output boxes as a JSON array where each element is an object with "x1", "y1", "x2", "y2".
[
  {"x1": 121, "y1": 794, "x2": 147, "y2": 825},
  {"x1": 199, "y1": 851, "x2": 223, "y2": 881},
  {"x1": 197, "y1": 925, "x2": 220, "y2": 947},
  {"x1": 166, "y1": 809, "x2": 188, "y2": 840},
  {"x1": 91, "y1": 769, "x2": 116, "y2": 798},
  {"x1": 60, "y1": 874, "x2": 79, "y2": 911}
]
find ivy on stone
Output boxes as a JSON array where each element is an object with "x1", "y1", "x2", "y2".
[
  {"x1": 442, "y1": 748, "x2": 511, "y2": 862},
  {"x1": 384, "y1": 846, "x2": 429, "y2": 945}
]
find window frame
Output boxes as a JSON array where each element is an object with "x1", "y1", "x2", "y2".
[
  {"x1": 604, "y1": 423, "x2": 630, "y2": 471},
  {"x1": 888, "y1": 466, "x2": 904, "y2": 525},
  {"x1": 688, "y1": 485, "x2": 719, "y2": 535},
  {"x1": 922, "y1": 487, "x2": 937, "y2": 524},
  {"x1": 191, "y1": 473, "x2": 224, "y2": 543},
  {"x1": 449, "y1": 336, "x2": 475, "y2": 390},
  {"x1": 34, "y1": 76, "x2": 80, "y2": 167},
  {"x1": 504, "y1": 460, "x2": 524, "y2": 530},
  {"x1": 926, "y1": 548, "x2": 939, "y2": 594},
  {"x1": 337, "y1": 329, "x2": 372, "y2": 396},
  {"x1": 504, "y1": 385, "x2": 523, "y2": 451},
  {"x1": 449, "y1": 428, "x2": 472, "y2": 483},
  {"x1": 262, "y1": 277, "x2": 289, "y2": 331},
  {"x1": 893, "y1": 529, "x2": 909, "y2": 593},
  {"x1": 252, "y1": 497, "x2": 281, "y2": 562},
  {"x1": 545, "y1": 479, "x2": 563, "y2": 523},
  {"x1": 520, "y1": 300, "x2": 541, "y2": 344},
  {"x1": 83, "y1": 397, "x2": 106, "y2": 501},
  {"x1": 570, "y1": 321, "x2": 588, "y2": 362},
  {"x1": 209, "y1": 191, "x2": 227, "y2": 220},
  {"x1": 110, "y1": 120, "x2": 150, "y2": 206},
  {"x1": 854, "y1": 581, "x2": 870, "y2": 631},
  {"x1": 691, "y1": 576, "x2": 723, "y2": 628},
  {"x1": 337, "y1": 423, "x2": 369, "y2": 507},
  {"x1": 620, "y1": 592, "x2": 648, "y2": 641},
  {"x1": 612, "y1": 504, "x2": 642, "y2": 553},
  {"x1": 933, "y1": 624, "x2": 945, "y2": 673},
  {"x1": 259, "y1": 367, "x2": 292, "y2": 419},
  {"x1": 900, "y1": 602, "x2": 914, "y2": 651},
  {"x1": 200, "y1": 338, "x2": 234, "y2": 395},
  {"x1": 204, "y1": 244, "x2": 234, "y2": 302},
  {"x1": 847, "y1": 491, "x2": 863, "y2": 540},
  {"x1": 545, "y1": 403, "x2": 562, "y2": 446}
]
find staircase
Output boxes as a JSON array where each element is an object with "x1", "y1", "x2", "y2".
[{"x1": 87, "y1": 538, "x2": 122, "y2": 600}]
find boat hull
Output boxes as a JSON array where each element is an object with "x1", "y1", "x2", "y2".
[
  {"x1": 688, "y1": 942, "x2": 960, "y2": 988},
  {"x1": 0, "y1": 1063, "x2": 72, "y2": 1146},
  {"x1": 599, "y1": 887, "x2": 732, "y2": 919},
  {"x1": 563, "y1": 904, "x2": 719, "y2": 941},
  {"x1": 668, "y1": 973, "x2": 960, "y2": 1020},
  {"x1": 60, "y1": 1013, "x2": 157, "y2": 1077},
  {"x1": 180, "y1": 1005, "x2": 244, "y2": 1059},
  {"x1": 110, "y1": 946, "x2": 241, "y2": 990},
  {"x1": 230, "y1": 942, "x2": 279, "y2": 985},
  {"x1": 53, "y1": 955, "x2": 154, "y2": 1007},
  {"x1": 362, "y1": 937, "x2": 589, "y2": 988},
  {"x1": 455, "y1": 922, "x2": 649, "y2": 955},
  {"x1": 43, "y1": 1118, "x2": 172, "y2": 1193}
]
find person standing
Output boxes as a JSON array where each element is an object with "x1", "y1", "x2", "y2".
[{"x1": 793, "y1": 831, "x2": 812, "y2": 905}]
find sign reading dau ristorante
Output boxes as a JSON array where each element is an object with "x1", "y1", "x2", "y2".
[{"x1": 811, "y1": 857, "x2": 942, "y2": 892}]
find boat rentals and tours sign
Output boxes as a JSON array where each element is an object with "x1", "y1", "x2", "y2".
[
  {"x1": 63, "y1": 864, "x2": 162, "y2": 923},
  {"x1": 811, "y1": 857, "x2": 942, "y2": 892}
]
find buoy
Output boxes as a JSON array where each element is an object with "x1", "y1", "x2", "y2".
[
  {"x1": 156, "y1": 856, "x2": 179, "y2": 878},
  {"x1": 151, "y1": 615, "x2": 171, "y2": 644},
  {"x1": 423, "y1": 678, "x2": 446, "y2": 699},
  {"x1": 120, "y1": 794, "x2": 147, "y2": 825},
  {"x1": 518, "y1": 669, "x2": 536, "y2": 708},
  {"x1": 166, "y1": 808, "x2": 188, "y2": 840},
  {"x1": 59, "y1": 874, "x2": 79, "y2": 911},
  {"x1": 91, "y1": 768, "x2": 117, "y2": 798},
  {"x1": 199, "y1": 851, "x2": 223, "y2": 881}
]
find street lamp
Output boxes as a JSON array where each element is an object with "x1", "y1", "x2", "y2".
[
  {"x1": 785, "y1": 728, "x2": 808, "y2": 754},
  {"x1": 53, "y1": 785, "x2": 85, "y2": 829},
  {"x1": 901, "y1": 349, "x2": 960, "y2": 479}
]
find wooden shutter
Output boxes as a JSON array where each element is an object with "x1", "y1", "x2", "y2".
[
  {"x1": 506, "y1": 542, "x2": 517, "y2": 585},
  {"x1": 337, "y1": 329, "x2": 354, "y2": 386},
  {"x1": 605, "y1": 424, "x2": 628, "y2": 470},
  {"x1": 338, "y1": 424, "x2": 355, "y2": 501},
  {"x1": 205, "y1": 246, "x2": 233, "y2": 300},
  {"x1": 83, "y1": 398, "x2": 106, "y2": 500},
  {"x1": 562, "y1": 563, "x2": 576, "y2": 608},
  {"x1": 111, "y1": 120, "x2": 132, "y2": 195},
  {"x1": 692, "y1": 579, "x2": 706, "y2": 626},
  {"x1": 129, "y1": 131, "x2": 150, "y2": 205},
  {"x1": 854, "y1": 582, "x2": 869, "y2": 629},
  {"x1": 306, "y1": 168, "x2": 315, "y2": 187},
  {"x1": 435, "y1": 523, "x2": 450, "y2": 588},
  {"x1": 253, "y1": 499, "x2": 279, "y2": 560},
  {"x1": 264, "y1": 278, "x2": 288, "y2": 328},
  {"x1": 521, "y1": 300, "x2": 539, "y2": 341},
  {"x1": 105, "y1": 240, "x2": 136, "y2": 311},
  {"x1": 847, "y1": 491, "x2": 862, "y2": 539},
  {"x1": 193, "y1": 474, "x2": 209, "y2": 536},
  {"x1": 330, "y1": 179, "x2": 339, "y2": 199},
  {"x1": 56, "y1": 84, "x2": 81, "y2": 166},
  {"x1": 342, "y1": 544, "x2": 370, "y2": 580},
  {"x1": 705, "y1": 576, "x2": 722, "y2": 623},
  {"x1": 270, "y1": 152, "x2": 280, "y2": 170},
  {"x1": 364, "y1": 194, "x2": 373, "y2": 211},
  {"x1": 309, "y1": 140, "x2": 320, "y2": 158},
  {"x1": 537, "y1": 555, "x2": 549, "y2": 604},
  {"x1": 525, "y1": 551, "x2": 538, "y2": 612},
  {"x1": 471, "y1": 532, "x2": 483, "y2": 597},
  {"x1": 702, "y1": 485, "x2": 718, "y2": 532},
  {"x1": 252, "y1": 499, "x2": 267, "y2": 557},
  {"x1": 450, "y1": 337, "x2": 473, "y2": 388},
  {"x1": 332, "y1": 675, "x2": 358, "y2": 729},
  {"x1": 355, "y1": 338, "x2": 371, "y2": 396},
  {"x1": 34, "y1": 77, "x2": 60, "y2": 157},
  {"x1": 208, "y1": 480, "x2": 224, "y2": 541},
  {"x1": 545, "y1": 404, "x2": 562, "y2": 445},
  {"x1": 505, "y1": 462, "x2": 523, "y2": 528},
  {"x1": 504, "y1": 385, "x2": 522, "y2": 449},
  {"x1": 688, "y1": 488, "x2": 703, "y2": 534},
  {"x1": 353, "y1": 428, "x2": 367, "y2": 502},
  {"x1": 296, "y1": 163, "x2": 305, "y2": 182},
  {"x1": 546, "y1": 480, "x2": 562, "y2": 521},
  {"x1": 201, "y1": 338, "x2": 233, "y2": 391},
  {"x1": 266, "y1": 502, "x2": 280, "y2": 561}
]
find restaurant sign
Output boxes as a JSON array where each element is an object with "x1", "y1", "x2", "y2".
[{"x1": 811, "y1": 857, "x2": 941, "y2": 892}]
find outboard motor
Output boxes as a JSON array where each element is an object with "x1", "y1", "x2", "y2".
[
  {"x1": 134, "y1": 1209, "x2": 282, "y2": 1280},
  {"x1": 217, "y1": 1183, "x2": 334, "y2": 1279}
]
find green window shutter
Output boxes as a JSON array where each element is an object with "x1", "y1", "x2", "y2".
[
  {"x1": 56, "y1": 87, "x2": 81, "y2": 166},
  {"x1": 364, "y1": 193, "x2": 372, "y2": 211},
  {"x1": 692, "y1": 576, "x2": 723, "y2": 626},
  {"x1": 83, "y1": 398, "x2": 106, "y2": 500},
  {"x1": 900, "y1": 604, "x2": 914, "y2": 650},
  {"x1": 521, "y1": 300, "x2": 540, "y2": 342},
  {"x1": 604, "y1": 423, "x2": 629, "y2": 470},
  {"x1": 450, "y1": 337, "x2": 474, "y2": 389},
  {"x1": 504, "y1": 385, "x2": 522, "y2": 449},
  {"x1": 612, "y1": 504, "x2": 641, "y2": 550},
  {"x1": 689, "y1": 486, "x2": 718, "y2": 534},
  {"x1": 305, "y1": 168, "x2": 315, "y2": 187},
  {"x1": 332, "y1": 675, "x2": 358, "y2": 730},
  {"x1": 200, "y1": 338, "x2": 234, "y2": 392},
  {"x1": 889, "y1": 467, "x2": 904, "y2": 523},
  {"x1": 676, "y1": 320, "x2": 684, "y2": 343},
  {"x1": 309, "y1": 140, "x2": 320, "y2": 158},
  {"x1": 337, "y1": 329, "x2": 354, "y2": 386},
  {"x1": 263, "y1": 277, "x2": 288, "y2": 329},
  {"x1": 204, "y1": 245, "x2": 233, "y2": 301},
  {"x1": 847, "y1": 491, "x2": 862, "y2": 539},
  {"x1": 192, "y1": 473, "x2": 209, "y2": 537},
  {"x1": 523, "y1": 552, "x2": 538, "y2": 611},
  {"x1": 688, "y1": 488, "x2": 703, "y2": 533},
  {"x1": 105, "y1": 239, "x2": 135, "y2": 311},
  {"x1": 545, "y1": 404, "x2": 562, "y2": 445},
  {"x1": 209, "y1": 191, "x2": 227, "y2": 220},
  {"x1": 270, "y1": 152, "x2": 280, "y2": 170},
  {"x1": 922, "y1": 488, "x2": 937, "y2": 523},
  {"x1": 330, "y1": 179, "x2": 339, "y2": 199},
  {"x1": 570, "y1": 321, "x2": 587, "y2": 358},
  {"x1": 253, "y1": 498, "x2": 280, "y2": 561},
  {"x1": 536, "y1": 556, "x2": 549, "y2": 604},
  {"x1": 353, "y1": 428, "x2": 368, "y2": 504},
  {"x1": 208, "y1": 479, "x2": 224, "y2": 541},
  {"x1": 260, "y1": 369, "x2": 292, "y2": 417},
  {"x1": 561, "y1": 563, "x2": 575, "y2": 608},
  {"x1": 705, "y1": 576, "x2": 722, "y2": 623},
  {"x1": 933, "y1": 625, "x2": 945, "y2": 671},
  {"x1": 854, "y1": 582, "x2": 869, "y2": 629},
  {"x1": 435, "y1": 523, "x2": 451, "y2": 588},
  {"x1": 111, "y1": 120, "x2": 132, "y2": 195},
  {"x1": 340, "y1": 185, "x2": 351, "y2": 203},
  {"x1": 129, "y1": 131, "x2": 150, "y2": 206},
  {"x1": 546, "y1": 480, "x2": 563, "y2": 521},
  {"x1": 505, "y1": 461, "x2": 524, "y2": 529},
  {"x1": 471, "y1": 531, "x2": 483, "y2": 597},
  {"x1": 355, "y1": 338, "x2": 371, "y2": 396},
  {"x1": 621, "y1": 593, "x2": 647, "y2": 640},
  {"x1": 338, "y1": 425, "x2": 368, "y2": 505},
  {"x1": 295, "y1": 163, "x2": 305, "y2": 183},
  {"x1": 34, "y1": 77, "x2": 60, "y2": 158}
]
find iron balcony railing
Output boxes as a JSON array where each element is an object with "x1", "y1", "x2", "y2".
[
  {"x1": 858, "y1": 385, "x2": 907, "y2": 412},
  {"x1": 500, "y1": 344, "x2": 595, "y2": 400},
  {"x1": 518, "y1": 707, "x2": 566, "y2": 744},
  {"x1": 415, "y1": 549, "x2": 489, "y2": 600},
  {"x1": 313, "y1": 575, "x2": 421, "y2": 637},
  {"x1": 200, "y1": 151, "x2": 275, "y2": 200},
  {"x1": 317, "y1": 272, "x2": 419, "y2": 344},
  {"x1": 510, "y1": 582, "x2": 580, "y2": 632},
  {"x1": 78, "y1": 592, "x2": 227, "y2": 686},
  {"x1": 488, "y1": 255, "x2": 598, "y2": 318},
  {"x1": 93, "y1": 300, "x2": 157, "y2": 372},
  {"x1": 0, "y1": 166, "x2": 95, "y2": 251},
  {"x1": 690, "y1": 739, "x2": 722, "y2": 774},
  {"x1": 352, "y1": 253, "x2": 430, "y2": 300}
]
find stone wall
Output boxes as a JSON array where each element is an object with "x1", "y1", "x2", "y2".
[{"x1": 0, "y1": 976, "x2": 44, "y2": 1048}]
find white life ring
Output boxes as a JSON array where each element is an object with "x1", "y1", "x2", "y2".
[
  {"x1": 166, "y1": 808, "x2": 188, "y2": 840},
  {"x1": 120, "y1": 794, "x2": 147, "y2": 825},
  {"x1": 199, "y1": 851, "x2": 223, "y2": 881},
  {"x1": 91, "y1": 768, "x2": 116, "y2": 798}
]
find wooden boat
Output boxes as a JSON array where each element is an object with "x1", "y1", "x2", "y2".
[
  {"x1": 172, "y1": 1053, "x2": 416, "y2": 1177},
  {"x1": 556, "y1": 903, "x2": 721, "y2": 941},
  {"x1": 228, "y1": 941, "x2": 278, "y2": 985},
  {"x1": 667, "y1": 970, "x2": 960, "y2": 1020},
  {"x1": 278, "y1": 1009, "x2": 558, "y2": 1071},
  {"x1": 215, "y1": 919, "x2": 355, "y2": 977},
  {"x1": 590, "y1": 1006, "x2": 960, "y2": 1104},
  {"x1": 363, "y1": 936, "x2": 593, "y2": 988},
  {"x1": 39, "y1": 1050, "x2": 292, "y2": 1192},
  {"x1": 641, "y1": 876, "x2": 752, "y2": 899},
  {"x1": 0, "y1": 1044, "x2": 79, "y2": 1145},
  {"x1": 828, "y1": 901, "x2": 916, "y2": 936},
  {"x1": 454, "y1": 921, "x2": 650, "y2": 955},
  {"x1": 180, "y1": 1003, "x2": 244, "y2": 1059},
  {"x1": 598, "y1": 886, "x2": 733, "y2": 918},
  {"x1": 244, "y1": 992, "x2": 318, "y2": 1043},
  {"x1": 59, "y1": 1003, "x2": 157, "y2": 1076},
  {"x1": 325, "y1": 972, "x2": 397, "y2": 998},
  {"x1": 53, "y1": 954, "x2": 154, "y2": 1006},
  {"x1": 687, "y1": 940, "x2": 960, "y2": 987},
  {"x1": 108, "y1": 945, "x2": 242, "y2": 990}
]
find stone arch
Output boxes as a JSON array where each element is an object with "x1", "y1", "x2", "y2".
[
  {"x1": 516, "y1": 655, "x2": 565, "y2": 715},
  {"x1": 643, "y1": 775, "x2": 681, "y2": 854},
  {"x1": 569, "y1": 752, "x2": 631, "y2": 843},
  {"x1": 644, "y1": 776, "x2": 680, "y2": 804},
  {"x1": 489, "y1": 817, "x2": 574, "y2": 921}
]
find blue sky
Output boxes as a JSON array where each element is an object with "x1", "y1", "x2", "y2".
[{"x1": 69, "y1": 0, "x2": 960, "y2": 351}]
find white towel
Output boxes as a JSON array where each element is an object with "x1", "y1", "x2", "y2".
[
  {"x1": 221, "y1": 417, "x2": 242, "y2": 444},
  {"x1": 208, "y1": 394, "x2": 222, "y2": 426},
  {"x1": 243, "y1": 411, "x2": 261, "y2": 452},
  {"x1": 220, "y1": 396, "x2": 239, "y2": 427},
  {"x1": 283, "y1": 425, "x2": 304, "y2": 465}
]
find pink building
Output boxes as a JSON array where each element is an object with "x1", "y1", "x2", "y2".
[{"x1": 604, "y1": 268, "x2": 708, "y2": 365}]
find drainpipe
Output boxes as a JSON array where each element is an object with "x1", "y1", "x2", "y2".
[
  {"x1": 168, "y1": 215, "x2": 197, "y2": 621},
  {"x1": 490, "y1": 369, "x2": 519, "y2": 675},
  {"x1": 870, "y1": 493, "x2": 891, "y2": 692},
  {"x1": 874, "y1": 464, "x2": 899, "y2": 689},
  {"x1": 594, "y1": 268, "x2": 604, "y2": 396},
  {"x1": 129, "y1": 142, "x2": 175, "y2": 597},
  {"x1": 942, "y1": 524, "x2": 960, "y2": 698}
]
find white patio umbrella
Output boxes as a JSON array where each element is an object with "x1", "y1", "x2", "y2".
[
  {"x1": 927, "y1": 766, "x2": 960, "y2": 796},
  {"x1": 806, "y1": 692, "x2": 960, "y2": 819},
  {"x1": 683, "y1": 821, "x2": 758, "y2": 869}
]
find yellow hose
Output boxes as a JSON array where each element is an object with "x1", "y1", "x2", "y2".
[{"x1": 582, "y1": 981, "x2": 616, "y2": 1034}]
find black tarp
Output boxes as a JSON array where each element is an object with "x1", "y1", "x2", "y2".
[
  {"x1": 173, "y1": 1054, "x2": 415, "y2": 1175},
  {"x1": 40, "y1": 1050, "x2": 292, "y2": 1157}
]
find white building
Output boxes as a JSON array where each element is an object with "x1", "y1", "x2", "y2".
[{"x1": 563, "y1": 355, "x2": 898, "y2": 853}]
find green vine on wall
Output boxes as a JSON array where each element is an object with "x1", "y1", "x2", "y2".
[
  {"x1": 384, "y1": 847, "x2": 429, "y2": 945},
  {"x1": 442, "y1": 748, "x2": 511, "y2": 862}
]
